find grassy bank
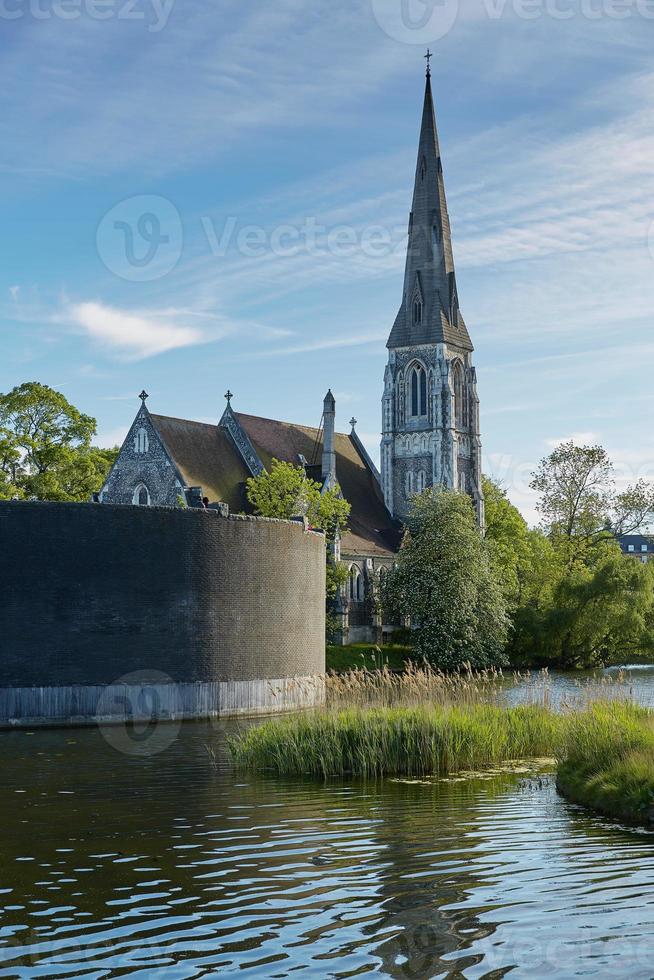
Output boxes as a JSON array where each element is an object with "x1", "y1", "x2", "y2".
[
  {"x1": 557, "y1": 702, "x2": 654, "y2": 825},
  {"x1": 229, "y1": 703, "x2": 562, "y2": 778},
  {"x1": 230, "y1": 672, "x2": 654, "y2": 825}
]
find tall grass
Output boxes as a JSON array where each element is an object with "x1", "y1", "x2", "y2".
[
  {"x1": 229, "y1": 703, "x2": 562, "y2": 778},
  {"x1": 557, "y1": 702, "x2": 654, "y2": 824},
  {"x1": 234, "y1": 667, "x2": 654, "y2": 826}
]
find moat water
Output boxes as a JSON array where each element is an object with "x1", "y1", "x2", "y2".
[{"x1": 2, "y1": 667, "x2": 654, "y2": 978}]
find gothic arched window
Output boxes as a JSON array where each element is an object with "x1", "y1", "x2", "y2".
[
  {"x1": 133, "y1": 484, "x2": 151, "y2": 506},
  {"x1": 454, "y1": 362, "x2": 467, "y2": 427},
  {"x1": 134, "y1": 427, "x2": 149, "y2": 454},
  {"x1": 417, "y1": 470, "x2": 427, "y2": 493},
  {"x1": 410, "y1": 365, "x2": 427, "y2": 418},
  {"x1": 349, "y1": 566, "x2": 363, "y2": 602},
  {"x1": 413, "y1": 298, "x2": 422, "y2": 325},
  {"x1": 405, "y1": 471, "x2": 414, "y2": 497}
]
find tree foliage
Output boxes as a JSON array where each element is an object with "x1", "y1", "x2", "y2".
[
  {"x1": 0, "y1": 382, "x2": 118, "y2": 502},
  {"x1": 531, "y1": 441, "x2": 654, "y2": 556},
  {"x1": 384, "y1": 488, "x2": 509, "y2": 670},
  {"x1": 246, "y1": 459, "x2": 351, "y2": 604},
  {"x1": 485, "y1": 441, "x2": 654, "y2": 669},
  {"x1": 246, "y1": 459, "x2": 350, "y2": 535}
]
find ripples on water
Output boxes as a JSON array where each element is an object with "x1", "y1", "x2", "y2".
[{"x1": 1, "y1": 670, "x2": 654, "y2": 978}]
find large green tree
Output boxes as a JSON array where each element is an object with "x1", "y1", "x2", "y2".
[
  {"x1": 0, "y1": 382, "x2": 118, "y2": 502},
  {"x1": 384, "y1": 488, "x2": 509, "y2": 670}
]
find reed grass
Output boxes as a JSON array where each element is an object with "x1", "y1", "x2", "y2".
[
  {"x1": 229, "y1": 703, "x2": 563, "y2": 778},
  {"x1": 232, "y1": 667, "x2": 654, "y2": 826},
  {"x1": 556, "y1": 702, "x2": 654, "y2": 825}
]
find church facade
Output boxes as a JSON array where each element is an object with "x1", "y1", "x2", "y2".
[{"x1": 100, "y1": 66, "x2": 483, "y2": 644}]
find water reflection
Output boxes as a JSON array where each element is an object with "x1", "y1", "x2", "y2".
[{"x1": 1, "y1": 670, "x2": 654, "y2": 977}]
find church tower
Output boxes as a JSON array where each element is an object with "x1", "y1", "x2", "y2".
[{"x1": 381, "y1": 62, "x2": 484, "y2": 527}]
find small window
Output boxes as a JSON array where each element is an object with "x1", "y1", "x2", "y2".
[
  {"x1": 133, "y1": 484, "x2": 151, "y2": 506},
  {"x1": 642, "y1": 545, "x2": 648, "y2": 553},
  {"x1": 459, "y1": 471, "x2": 467, "y2": 492},
  {"x1": 417, "y1": 470, "x2": 427, "y2": 493},
  {"x1": 642, "y1": 557, "x2": 648, "y2": 564},
  {"x1": 628, "y1": 545, "x2": 635, "y2": 553},
  {"x1": 405, "y1": 471, "x2": 414, "y2": 496},
  {"x1": 134, "y1": 427, "x2": 149, "y2": 454}
]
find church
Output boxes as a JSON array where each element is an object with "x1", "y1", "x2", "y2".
[{"x1": 100, "y1": 64, "x2": 484, "y2": 644}]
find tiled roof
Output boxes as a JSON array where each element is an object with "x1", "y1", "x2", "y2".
[
  {"x1": 150, "y1": 414, "x2": 250, "y2": 513},
  {"x1": 237, "y1": 413, "x2": 401, "y2": 558},
  {"x1": 150, "y1": 411, "x2": 400, "y2": 558}
]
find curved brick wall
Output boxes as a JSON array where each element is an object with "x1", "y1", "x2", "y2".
[{"x1": 0, "y1": 502, "x2": 325, "y2": 725}]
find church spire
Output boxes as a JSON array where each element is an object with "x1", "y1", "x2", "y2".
[{"x1": 387, "y1": 65, "x2": 472, "y2": 352}]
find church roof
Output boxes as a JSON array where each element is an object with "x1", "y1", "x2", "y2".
[
  {"x1": 236, "y1": 413, "x2": 401, "y2": 557},
  {"x1": 150, "y1": 411, "x2": 400, "y2": 558},
  {"x1": 387, "y1": 72, "x2": 473, "y2": 352},
  {"x1": 150, "y1": 414, "x2": 250, "y2": 512}
]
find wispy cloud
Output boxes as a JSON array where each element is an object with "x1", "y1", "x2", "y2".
[{"x1": 66, "y1": 301, "x2": 205, "y2": 359}]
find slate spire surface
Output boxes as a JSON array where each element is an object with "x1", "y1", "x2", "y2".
[{"x1": 387, "y1": 70, "x2": 472, "y2": 351}]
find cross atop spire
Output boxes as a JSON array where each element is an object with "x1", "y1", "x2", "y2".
[
  {"x1": 424, "y1": 49, "x2": 432, "y2": 77},
  {"x1": 139, "y1": 390, "x2": 149, "y2": 403},
  {"x1": 224, "y1": 389, "x2": 233, "y2": 405}
]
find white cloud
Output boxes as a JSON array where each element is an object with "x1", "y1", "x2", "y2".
[{"x1": 67, "y1": 301, "x2": 205, "y2": 359}]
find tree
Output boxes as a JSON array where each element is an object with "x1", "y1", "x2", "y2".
[
  {"x1": 0, "y1": 382, "x2": 117, "y2": 501},
  {"x1": 532, "y1": 544, "x2": 654, "y2": 669},
  {"x1": 246, "y1": 459, "x2": 350, "y2": 535},
  {"x1": 246, "y1": 459, "x2": 351, "y2": 604},
  {"x1": 384, "y1": 488, "x2": 509, "y2": 670},
  {"x1": 519, "y1": 442, "x2": 654, "y2": 669},
  {"x1": 530, "y1": 442, "x2": 654, "y2": 558}
]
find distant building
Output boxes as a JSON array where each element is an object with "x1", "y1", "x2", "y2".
[{"x1": 618, "y1": 534, "x2": 654, "y2": 564}]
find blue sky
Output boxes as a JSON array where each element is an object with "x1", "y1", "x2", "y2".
[{"x1": 2, "y1": 0, "x2": 654, "y2": 522}]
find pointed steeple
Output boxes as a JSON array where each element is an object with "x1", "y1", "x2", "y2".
[{"x1": 387, "y1": 69, "x2": 472, "y2": 351}]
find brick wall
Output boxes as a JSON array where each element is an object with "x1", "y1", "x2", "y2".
[{"x1": 0, "y1": 502, "x2": 325, "y2": 688}]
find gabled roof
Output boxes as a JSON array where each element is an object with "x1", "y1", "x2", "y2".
[
  {"x1": 236, "y1": 413, "x2": 401, "y2": 557},
  {"x1": 150, "y1": 414, "x2": 250, "y2": 513},
  {"x1": 150, "y1": 411, "x2": 401, "y2": 558},
  {"x1": 387, "y1": 72, "x2": 472, "y2": 352}
]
